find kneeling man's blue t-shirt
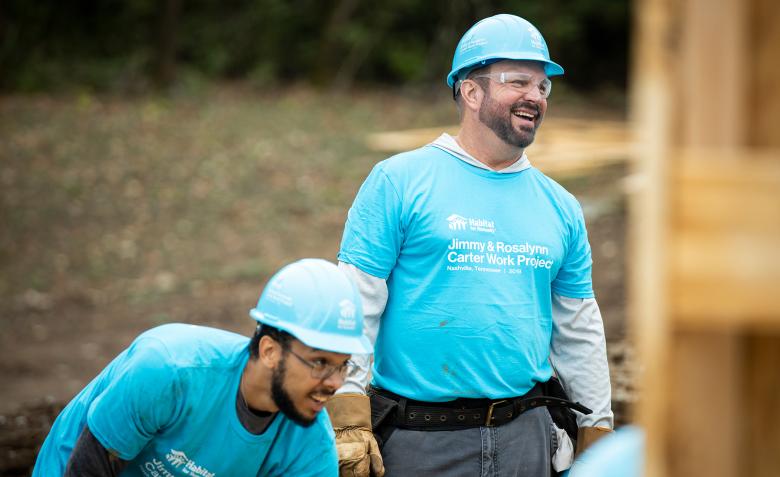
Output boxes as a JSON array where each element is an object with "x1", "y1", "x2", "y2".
[{"x1": 33, "y1": 323, "x2": 337, "y2": 476}]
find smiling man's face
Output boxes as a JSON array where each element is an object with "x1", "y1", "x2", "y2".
[{"x1": 477, "y1": 60, "x2": 548, "y2": 148}]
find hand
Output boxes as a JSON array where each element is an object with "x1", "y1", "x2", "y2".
[
  {"x1": 575, "y1": 426, "x2": 613, "y2": 456},
  {"x1": 333, "y1": 426, "x2": 384, "y2": 477},
  {"x1": 326, "y1": 393, "x2": 385, "y2": 477}
]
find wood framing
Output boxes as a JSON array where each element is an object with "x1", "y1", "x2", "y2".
[{"x1": 631, "y1": 0, "x2": 780, "y2": 476}]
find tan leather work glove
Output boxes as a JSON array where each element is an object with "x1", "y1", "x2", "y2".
[
  {"x1": 575, "y1": 426, "x2": 613, "y2": 456},
  {"x1": 325, "y1": 393, "x2": 385, "y2": 477}
]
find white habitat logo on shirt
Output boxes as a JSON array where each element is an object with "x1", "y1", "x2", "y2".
[
  {"x1": 446, "y1": 214, "x2": 495, "y2": 233},
  {"x1": 152, "y1": 449, "x2": 215, "y2": 477},
  {"x1": 167, "y1": 450, "x2": 188, "y2": 467}
]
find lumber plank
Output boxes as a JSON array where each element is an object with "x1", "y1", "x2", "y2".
[
  {"x1": 668, "y1": 331, "x2": 741, "y2": 477},
  {"x1": 364, "y1": 119, "x2": 632, "y2": 177},
  {"x1": 670, "y1": 151, "x2": 780, "y2": 327}
]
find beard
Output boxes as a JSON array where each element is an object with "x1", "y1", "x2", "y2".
[
  {"x1": 478, "y1": 93, "x2": 541, "y2": 148},
  {"x1": 271, "y1": 355, "x2": 316, "y2": 427}
]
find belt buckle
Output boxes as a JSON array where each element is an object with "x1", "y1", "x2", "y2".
[{"x1": 484, "y1": 400, "x2": 508, "y2": 427}]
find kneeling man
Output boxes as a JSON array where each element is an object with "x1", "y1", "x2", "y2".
[{"x1": 33, "y1": 258, "x2": 372, "y2": 477}]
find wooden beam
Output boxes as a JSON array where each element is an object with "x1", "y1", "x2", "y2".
[
  {"x1": 629, "y1": 0, "x2": 677, "y2": 475},
  {"x1": 745, "y1": 334, "x2": 780, "y2": 477},
  {"x1": 670, "y1": 150, "x2": 780, "y2": 327},
  {"x1": 750, "y1": 0, "x2": 780, "y2": 147},
  {"x1": 668, "y1": 331, "x2": 742, "y2": 477},
  {"x1": 681, "y1": 0, "x2": 748, "y2": 146},
  {"x1": 364, "y1": 119, "x2": 633, "y2": 177}
]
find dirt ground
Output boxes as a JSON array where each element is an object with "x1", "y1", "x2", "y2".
[{"x1": 0, "y1": 89, "x2": 635, "y2": 475}]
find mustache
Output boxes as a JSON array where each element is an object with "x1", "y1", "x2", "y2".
[{"x1": 510, "y1": 101, "x2": 540, "y2": 114}]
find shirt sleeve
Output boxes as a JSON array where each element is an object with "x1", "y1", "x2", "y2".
[
  {"x1": 551, "y1": 204, "x2": 595, "y2": 299},
  {"x1": 65, "y1": 425, "x2": 129, "y2": 476},
  {"x1": 338, "y1": 163, "x2": 404, "y2": 279},
  {"x1": 86, "y1": 339, "x2": 184, "y2": 460},
  {"x1": 549, "y1": 294, "x2": 613, "y2": 428},
  {"x1": 336, "y1": 261, "x2": 387, "y2": 395}
]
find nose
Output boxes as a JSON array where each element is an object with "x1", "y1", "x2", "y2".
[
  {"x1": 321, "y1": 370, "x2": 345, "y2": 390},
  {"x1": 522, "y1": 86, "x2": 544, "y2": 102}
]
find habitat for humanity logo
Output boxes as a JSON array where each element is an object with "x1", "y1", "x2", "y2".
[
  {"x1": 337, "y1": 299, "x2": 357, "y2": 330},
  {"x1": 528, "y1": 26, "x2": 544, "y2": 49},
  {"x1": 446, "y1": 214, "x2": 496, "y2": 233},
  {"x1": 163, "y1": 449, "x2": 215, "y2": 477},
  {"x1": 266, "y1": 279, "x2": 293, "y2": 307},
  {"x1": 459, "y1": 34, "x2": 488, "y2": 53}
]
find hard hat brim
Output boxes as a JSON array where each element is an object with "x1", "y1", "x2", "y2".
[
  {"x1": 447, "y1": 54, "x2": 564, "y2": 87},
  {"x1": 250, "y1": 308, "x2": 373, "y2": 355},
  {"x1": 286, "y1": 324, "x2": 374, "y2": 355}
]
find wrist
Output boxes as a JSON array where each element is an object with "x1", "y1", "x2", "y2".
[
  {"x1": 325, "y1": 393, "x2": 372, "y2": 429},
  {"x1": 576, "y1": 426, "x2": 613, "y2": 456}
]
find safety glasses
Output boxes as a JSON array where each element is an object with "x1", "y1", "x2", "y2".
[
  {"x1": 288, "y1": 348, "x2": 356, "y2": 380},
  {"x1": 469, "y1": 71, "x2": 552, "y2": 99}
]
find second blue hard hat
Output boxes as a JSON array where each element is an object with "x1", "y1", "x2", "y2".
[{"x1": 249, "y1": 259, "x2": 372, "y2": 355}]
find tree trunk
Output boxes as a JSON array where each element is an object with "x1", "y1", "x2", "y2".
[{"x1": 155, "y1": 0, "x2": 181, "y2": 89}]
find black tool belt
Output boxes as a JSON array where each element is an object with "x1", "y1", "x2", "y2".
[
  {"x1": 368, "y1": 378, "x2": 593, "y2": 451},
  {"x1": 369, "y1": 381, "x2": 591, "y2": 433}
]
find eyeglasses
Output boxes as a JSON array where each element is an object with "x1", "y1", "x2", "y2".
[
  {"x1": 469, "y1": 71, "x2": 552, "y2": 99},
  {"x1": 288, "y1": 348, "x2": 356, "y2": 380}
]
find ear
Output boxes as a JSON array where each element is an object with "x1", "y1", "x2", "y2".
[
  {"x1": 258, "y1": 335, "x2": 282, "y2": 369},
  {"x1": 459, "y1": 79, "x2": 484, "y2": 113}
]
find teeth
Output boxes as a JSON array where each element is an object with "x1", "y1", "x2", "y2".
[
  {"x1": 310, "y1": 393, "x2": 330, "y2": 403},
  {"x1": 513, "y1": 111, "x2": 535, "y2": 120}
]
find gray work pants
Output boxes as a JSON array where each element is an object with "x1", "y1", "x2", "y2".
[{"x1": 381, "y1": 407, "x2": 555, "y2": 477}]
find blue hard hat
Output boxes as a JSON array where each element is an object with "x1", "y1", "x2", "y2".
[
  {"x1": 249, "y1": 259, "x2": 373, "y2": 355},
  {"x1": 565, "y1": 426, "x2": 644, "y2": 477},
  {"x1": 447, "y1": 14, "x2": 564, "y2": 88}
]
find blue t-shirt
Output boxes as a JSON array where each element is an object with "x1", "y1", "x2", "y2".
[
  {"x1": 339, "y1": 146, "x2": 594, "y2": 401},
  {"x1": 33, "y1": 324, "x2": 337, "y2": 476}
]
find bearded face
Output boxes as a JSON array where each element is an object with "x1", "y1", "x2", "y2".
[
  {"x1": 271, "y1": 354, "x2": 317, "y2": 427},
  {"x1": 471, "y1": 60, "x2": 549, "y2": 149},
  {"x1": 478, "y1": 90, "x2": 543, "y2": 148}
]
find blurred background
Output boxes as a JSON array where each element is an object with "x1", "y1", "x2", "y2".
[
  {"x1": 0, "y1": 0, "x2": 628, "y2": 94},
  {"x1": 0, "y1": 1, "x2": 634, "y2": 474}
]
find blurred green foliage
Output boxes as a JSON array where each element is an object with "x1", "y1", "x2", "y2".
[{"x1": 1, "y1": 0, "x2": 629, "y2": 93}]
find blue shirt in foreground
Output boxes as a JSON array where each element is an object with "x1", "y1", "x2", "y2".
[
  {"x1": 565, "y1": 426, "x2": 644, "y2": 477},
  {"x1": 339, "y1": 146, "x2": 594, "y2": 401},
  {"x1": 33, "y1": 323, "x2": 338, "y2": 477}
]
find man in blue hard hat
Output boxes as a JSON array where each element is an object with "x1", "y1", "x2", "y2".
[
  {"x1": 33, "y1": 259, "x2": 372, "y2": 477},
  {"x1": 328, "y1": 14, "x2": 614, "y2": 477}
]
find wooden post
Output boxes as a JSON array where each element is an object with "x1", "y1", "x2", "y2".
[
  {"x1": 631, "y1": 0, "x2": 780, "y2": 476},
  {"x1": 629, "y1": 0, "x2": 673, "y2": 474},
  {"x1": 749, "y1": 0, "x2": 780, "y2": 147}
]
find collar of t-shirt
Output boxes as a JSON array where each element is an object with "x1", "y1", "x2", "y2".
[
  {"x1": 429, "y1": 133, "x2": 531, "y2": 173},
  {"x1": 235, "y1": 385, "x2": 276, "y2": 435}
]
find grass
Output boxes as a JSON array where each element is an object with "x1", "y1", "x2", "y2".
[{"x1": 0, "y1": 86, "x2": 457, "y2": 310}]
